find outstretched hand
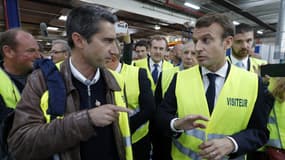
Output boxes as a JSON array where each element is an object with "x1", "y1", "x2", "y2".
[{"x1": 174, "y1": 114, "x2": 209, "y2": 131}]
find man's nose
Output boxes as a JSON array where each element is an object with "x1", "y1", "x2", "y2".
[
  {"x1": 241, "y1": 41, "x2": 250, "y2": 49},
  {"x1": 110, "y1": 43, "x2": 119, "y2": 54},
  {"x1": 154, "y1": 48, "x2": 161, "y2": 52},
  {"x1": 195, "y1": 41, "x2": 202, "y2": 52}
]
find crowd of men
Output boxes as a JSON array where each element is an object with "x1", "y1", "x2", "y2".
[{"x1": 0, "y1": 4, "x2": 285, "y2": 160}]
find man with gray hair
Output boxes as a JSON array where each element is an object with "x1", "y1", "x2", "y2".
[{"x1": 49, "y1": 39, "x2": 71, "y2": 63}]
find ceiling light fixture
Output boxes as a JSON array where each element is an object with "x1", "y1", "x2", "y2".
[
  {"x1": 233, "y1": 21, "x2": 240, "y2": 25},
  {"x1": 58, "y1": 15, "x2": 67, "y2": 21},
  {"x1": 184, "y1": 2, "x2": 200, "y2": 10},
  {"x1": 47, "y1": 27, "x2": 59, "y2": 31},
  {"x1": 154, "y1": 25, "x2": 161, "y2": 30},
  {"x1": 257, "y1": 30, "x2": 263, "y2": 34}
]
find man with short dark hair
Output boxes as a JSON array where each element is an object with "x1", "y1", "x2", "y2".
[
  {"x1": 133, "y1": 36, "x2": 173, "y2": 92},
  {"x1": 8, "y1": 5, "x2": 133, "y2": 160},
  {"x1": 156, "y1": 13, "x2": 272, "y2": 159},
  {"x1": 134, "y1": 40, "x2": 149, "y2": 60},
  {"x1": 229, "y1": 23, "x2": 267, "y2": 72}
]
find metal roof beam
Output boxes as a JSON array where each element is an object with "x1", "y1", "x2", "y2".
[
  {"x1": 211, "y1": 0, "x2": 276, "y2": 32},
  {"x1": 80, "y1": 0, "x2": 196, "y2": 24}
]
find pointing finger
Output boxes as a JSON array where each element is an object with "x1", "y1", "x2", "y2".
[{"x1": 111, "y1": 106, "x2": 134, "y2": 114}]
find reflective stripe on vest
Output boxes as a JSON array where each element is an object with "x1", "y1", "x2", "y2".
[
  {"x1": 161, "y1": 67, "x2": 179, "y2": 97},
  {"x1": 173, "y1": 65, "x2": 258, "y2": 159},
  {"x1": 172, "y1": 139, "x2": 200, "y2": 160},
  {"x1": 116, "y1": 92, "x2": 133, "y2": 160},
  {"x1": 267, "y1": 101, "x2": 285, "y2": 149},
  {"x1": 172, "y1": 138, "x2": 245, "y2": 160},
  {"x1": 124, "y1": 136, "x2": 132, "y2": 147},
  {"x1": 133, "y1": 58, "x2": 173, "y2": 92},
  {"x1": 268, "y1": 116, "x2": 275, "y2": 124},
  {"x1": 39, "y1": 65, "x2": 133, "y2": 160},
  {"x1": 120, "y1": 64, "x2": 148, "y2": 144},
  {"x1": 185, "y1": 128, "x2": 205, "y2": 141},
  {"x1": 266, "y1": 78, "x2": 285, "y2": 149},
  {"x1": 267, "y1": 112, "x2": 283, "y2": 148},
  {"x1": 0, "y1": 67, "x2": 21, "y2": 109},
  {"x1": 267, "y1": 139, "x2": 282, "y2": 148}
]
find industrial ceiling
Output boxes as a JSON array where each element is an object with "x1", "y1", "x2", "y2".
[{"x1": 0, "y1": 0, "x2": 281, "y2": 44}]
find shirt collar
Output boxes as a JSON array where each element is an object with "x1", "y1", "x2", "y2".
[
  {"x1": 69, "y1": 58, "x2": 100, "y2": 86},
  {"x1": 115, "y1": 62, "x2": 122, "y2": 73},
  {"x1": 179, "y1": 63, "x2": 184, "y2": 70},
  {"x1": 201, "y1": 61, "x2": 228, "y2": 78},
  {"x1": 149, "y1": 57, "x2": 162, "y2": 68},
  {"x1": 230, "y1": 53, "x2": 249, "y2": 67}
]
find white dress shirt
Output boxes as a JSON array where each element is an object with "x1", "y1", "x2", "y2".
[
  {"x1": 115, "y1": 62, "x2": 122, "y2": 73},
  {"x1": 69, "y1": 58, "x2": 100, "y2": 86},
  {"x1": 149, "y1": 58, "x2": 162, "y2": 78}
]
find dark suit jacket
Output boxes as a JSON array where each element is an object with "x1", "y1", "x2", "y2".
[
  {"x1": 155, "y1": 66, "x2": 274, "y2": 158},
  {"x1": 128, "y1": 67, "x2": 155, "y2": 133}
]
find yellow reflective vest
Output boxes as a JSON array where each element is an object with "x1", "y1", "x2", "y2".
[
  {"x1": 266, "y1": 78, "x2": 285, "y2": 149},
  {"x1": 40, "y1": 64, "x2": 133, "y2": 160},
  {"x1": 161, "y1": 66, "x2": 180, "y2": 98},
  {"x1": 249, "y1": 57, "x2": 267, "y2": 73},
  {"x1": 172, "y1": 65, "x2": 258, "y2": 160},
  {"x1": 133, "y1": 58, "x2": 173, "y2": 92},
  {"x1": 0, "y1": 67, "x2": 21, "y2": 109},
  {"x1": 120, "y1": 64, "x2": 149, "y2": 144}
]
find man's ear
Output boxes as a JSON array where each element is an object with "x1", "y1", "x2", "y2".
[
  {"x1": 2, "y1": 45, "x2": 15, "y2": 58},
  {"x1": 72, "y1": 32, "x2": 85, "y2": 49},
  {"x1": 223, "y1": 36, "x2": 233, "y2": 50}
]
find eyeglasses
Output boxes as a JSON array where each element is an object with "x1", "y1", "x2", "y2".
[{"x1": 49, "y1": 50, "x2": 66, "y2": 54}]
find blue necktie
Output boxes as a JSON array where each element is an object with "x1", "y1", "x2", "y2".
[
  {"x1": 206, "y1": 73, "x2": 217, "y2": 114},
  {"x1": 152, "y1": 64, "x2": 159, "y2": 84},
  {"x1": 235, "y1": 61, "x2": 244, "y2": 69}
]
